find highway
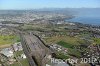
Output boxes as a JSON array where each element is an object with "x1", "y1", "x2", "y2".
[
  {"x1": 20, "y1": 32, "x2": 51, "y2": 66},
  {"x1": 2, "y1": 26, "x2": 51, "y2": 66}
]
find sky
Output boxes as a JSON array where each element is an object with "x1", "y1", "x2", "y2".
[{"x1": 0, "y1": 0, "x2": 100, "y2": 10}]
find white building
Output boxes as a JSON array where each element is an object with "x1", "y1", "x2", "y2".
[
  {"x1": 0, "y1": 48, "x2": 13, "y2": 57},
  {"x1": 21, "y1": 54, "x2": 26, "y2": 59},
  {"x1": 12, "y1": 42, "x2": 23, "y2": 51}
]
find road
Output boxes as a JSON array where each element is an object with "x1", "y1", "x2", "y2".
[
  {"x1": 20, "y1": 32, "x2": 51, "y2": 66},
  {"x1": 2, "y1": 26, "x2": 52, "y2": 66}
]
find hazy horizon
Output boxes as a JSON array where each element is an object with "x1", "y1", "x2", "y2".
[
  {"x1": 0, "y1": 7, "x2": 100, "y2": 10},
  {"x1": 0, "y1": 0, "x2": 100, "y2": 10}
]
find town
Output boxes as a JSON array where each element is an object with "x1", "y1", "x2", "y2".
[{"x1": 0, "y1": 10, "x2": 100, "y2": 66}]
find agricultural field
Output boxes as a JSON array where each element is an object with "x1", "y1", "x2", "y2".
[
  {"x1": 44, "y1": 35, "x2": 85, "y2": 45},
  {"x1": 93, "y1": 38, "x2": 100, "y2": 44},
  {"x1": 57, "y1": 41, "x2": 82, "y2": 58},
  {"x1": 10, "y1": 59, "x2": 29, "y2": 66},
  {"x1": 0, "y1": 35, "x2": 20, "y2": 47}
]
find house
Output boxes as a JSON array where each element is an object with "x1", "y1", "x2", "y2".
[
  {"x1": 12, "y1": 42, "x2": 23, "y2": 51},
  {"x1": 0, "y1": 48, "x2": 13, "y2": 57},
  {"x1": 21, "y1": 54, "x2": 26, "y2": 59}
]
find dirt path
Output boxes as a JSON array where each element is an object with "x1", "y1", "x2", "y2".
[{"x1": 0, "y1": 44, "x2": 11, "y2": 48}]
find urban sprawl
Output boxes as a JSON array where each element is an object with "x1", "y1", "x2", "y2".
[{"x1": 0, "y1": 10, "x2": 100, "y2": 66}]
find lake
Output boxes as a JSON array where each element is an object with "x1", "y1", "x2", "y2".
[{"x1": 66, "y1": 8, "x2": 100, "y2": 25}]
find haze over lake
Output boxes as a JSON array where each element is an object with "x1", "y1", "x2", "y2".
[{"x1": 66, "y1": 8, "x2": 100, "y2": 25}]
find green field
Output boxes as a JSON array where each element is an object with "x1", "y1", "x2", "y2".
[
  {"x1": 55, "y1": 51, "x2": 69, "y2": 59},
  {"x1": 0, "y1": 35, "x2": 20, "y2": 46},
  {"x1": 44, "y1": 35, "x2": 84, "y2": 45},
  {"x1": 57, "y1": 41, "x2": 82, "y2": 58},
  {"x1": 93, "y1": 38, "x2": 100, "y2": 44},
  {"x1": 68, "y1": 48, "x2": 82, "y2": 58},
  {"x1": 11, "y1": 50, "x2": 29, "y2": 66},
  {"x1": 57, "y1": 41, "x2": 73, "y2": 48},
  {"x1": 11, "y1": 59, "x2": 29, "y2": 66},
  {"x1": 15, "y1": 51, "x2": 24, "y2": 57}
]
